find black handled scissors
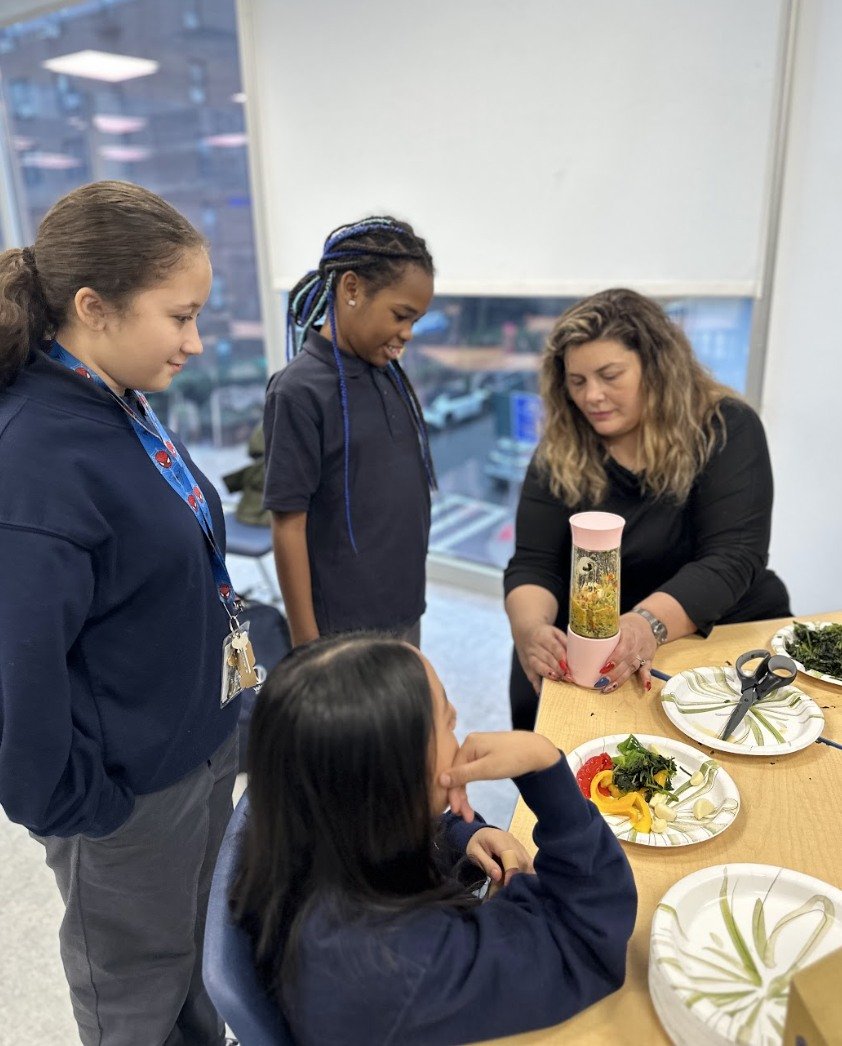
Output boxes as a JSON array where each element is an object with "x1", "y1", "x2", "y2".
[{"x1": 719, "y1": 648, "x2": 798, "y2": 741}]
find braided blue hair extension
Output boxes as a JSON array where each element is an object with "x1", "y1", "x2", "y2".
[
  {"x1": 287, "y1": 272, "x2": 319, "y2": 361},
  {"x1": 284, "y1": 215, "x2": 435, "y2": 552},
  {"x1": 288, "y1": 274, "x2": 331, "y2": 361},
  {"x1": 326, "y1": 287, "x2": 358, "y2": 552},
  {"x1": 388, "y1": 362, "x2": 436, "y2": 490},
  {"x1": 323, "y1": 219, "x2": 404, "y2": 253},
  {"x1": 287, "y1": 218, "x2": 427, "y2": 359}
]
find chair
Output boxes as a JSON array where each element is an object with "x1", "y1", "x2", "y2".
[
  {"x1": 203, "y1": 792, "x2": 295, "y2": 1045},
  {"x1": 224, "y1": 511, "x2": 282, "y2": 605}
]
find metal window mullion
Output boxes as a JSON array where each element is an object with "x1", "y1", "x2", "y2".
[
  {"x1": 0, "y1": 65, "x2": 29, "y2": 247},
  {"x1": 234, "y1": 0, "x2": 286, "y2": 377},
  {"x1": 746, "y1": 0, "x2": 800, "y2": 409}
]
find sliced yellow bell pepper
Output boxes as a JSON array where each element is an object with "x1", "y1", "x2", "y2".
[
  {"x1": 630, "y1": 793, "x2": 652, "y2": 833},
  {"x1": 590, "y1": 771, "x2": 640, "y2": 815},
  {"x1": 589, "y1": 770, "x2": 654, "y2": 831},
  {"x1": 594, "y1": 794, "x2": 640, "y2": 816},
  {"x1": 589, "y1": 770, "x2": 614, "y2": 799}
]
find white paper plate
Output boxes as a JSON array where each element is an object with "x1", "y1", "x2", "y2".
[
  {"x1": 567, "y1": 733, "x2": 740, "y2": 847},
  {"x1": 660, "y1": 666, "x2": 825, "y2": 756},
  {"x1": 771, "y1": 621, "x2": 842, "y2": 689},
  {"x1": 650, "y1": 864, "x2": 842, "y2": 1046},
  {"x1": 650, "y1": 961, "x2": 716, "y2": 1046}
]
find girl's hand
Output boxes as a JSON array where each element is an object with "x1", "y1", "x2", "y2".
[
  {"x1": 441, "y1": 731, "x2": 560, "y2": 821},
  {"x1": 593, "y1": 613, "x2": 657, "y2": 694},
  {"x1": 513, "y1": 623, "x2": 570, "y2": 693},
  {"x1": 466, "y1": 827, "x2": 534, "y2": 885}
]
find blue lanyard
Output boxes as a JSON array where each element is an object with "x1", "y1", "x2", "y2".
[{"x1": 48, "y1": 341, "x2": 242, "y2": 625}]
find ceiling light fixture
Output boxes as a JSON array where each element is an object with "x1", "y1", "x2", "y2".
[
  {"x1": 99, "y1": 145, "x2": 152, "y2": 162},
  {"x1": 20, "y1": 151, "x2": 82, "y2": 170},
  {"x1": 42, "y1": 50, "x2": 159, "y2": 83},
  {"x1": 203, "y1": 133, "x2": 248, "y2": 148},
  {"x1": 93, "y1": 114, "x2": 148, "y2": 134}
]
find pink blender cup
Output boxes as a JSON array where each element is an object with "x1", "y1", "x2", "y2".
[{"x1": 566, "y1": 511, "x2": 625, "y2": 687}]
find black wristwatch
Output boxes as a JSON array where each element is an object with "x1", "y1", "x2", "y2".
[{"x1": 633, "y1": 607, "x2": 668, "y2": 646}]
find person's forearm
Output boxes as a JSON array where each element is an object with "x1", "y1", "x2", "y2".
[
  {"x1": 635, "y1": 591, "x2": 697, "y2": 643},
  {"x1": 271, "y1": 511, "x2": 319, "y2": 646},
  {"x1": 505, "y1": 585, "x2": 560, "y2": 642}
]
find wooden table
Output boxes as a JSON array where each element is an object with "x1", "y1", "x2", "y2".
[{"x1": 483, "y1": 613, "x2": 842, "y2": 1045}]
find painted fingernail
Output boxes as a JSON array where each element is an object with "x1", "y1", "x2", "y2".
[
  {"x1": 558, "y1": 659, "x2": 568, "y2": 672},
  {"x1": 600, "y1": 661, "x2": 615, "y2": 673},
  {"x1": 594, "y1": 676, "x2": 610, "y2": 689},
  {"x1": 645, "y1": 681, "x2": 652, "y2": 692}
]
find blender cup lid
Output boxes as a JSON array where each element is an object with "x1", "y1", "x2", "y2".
[{"x1": 569, "y1": 511, "x2": 625, "y2": 550}]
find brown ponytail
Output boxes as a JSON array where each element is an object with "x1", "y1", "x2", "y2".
[
  {"x1": 0, "y1": 246, "x2": 53, "y2": 389},
  {"x1": 0, "y1": 180, "x2": 205, "y2": 391}
]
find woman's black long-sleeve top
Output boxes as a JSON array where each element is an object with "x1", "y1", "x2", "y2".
[{"x1": 504, "y1": 399, "x2": 790, "y2": 633}]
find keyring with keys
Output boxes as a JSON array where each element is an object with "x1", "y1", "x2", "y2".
[{"x1": 719, "y1": 648, "x2": 798, "y2": 741}]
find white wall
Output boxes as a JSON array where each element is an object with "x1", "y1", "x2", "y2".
[{"x1": 762, "y1": 0, "x2": 842, "y2": 613}]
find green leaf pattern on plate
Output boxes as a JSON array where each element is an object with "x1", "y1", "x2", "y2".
[
  {"x1": 653, "y1": 870, "x2": 837, "y2": 1044},
  {"x1": 662, "y1": 666, "x2": 823, "y2": 748}
]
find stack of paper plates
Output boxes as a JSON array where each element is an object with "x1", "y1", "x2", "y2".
[{"x1": 649, "y1": 864, "x2": 842, "y2": 1045}]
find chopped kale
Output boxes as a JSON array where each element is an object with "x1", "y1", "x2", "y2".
[
  {"x1": 611, "y1": 734, "x2": 678, "y2": 800},
  {"x1": 785, "y1": 622, "x2": 842, "y2": 679}
]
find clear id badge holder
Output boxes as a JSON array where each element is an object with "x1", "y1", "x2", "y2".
[{"x1": 220, "y1": 618, "x2": 262, "y2": 707}]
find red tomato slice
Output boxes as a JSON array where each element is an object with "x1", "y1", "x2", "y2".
[{"x1": 575, "y1": 753, "x2": 614, "y2": 798}]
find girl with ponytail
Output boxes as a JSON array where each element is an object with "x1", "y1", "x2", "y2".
[{"x1": 0, "y1": 181, "x2": 238, "y2": 1044}]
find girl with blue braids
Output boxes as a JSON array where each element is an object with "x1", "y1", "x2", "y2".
[{"x1": 263, "y1": 216, "x2": 436, "y2": 645}]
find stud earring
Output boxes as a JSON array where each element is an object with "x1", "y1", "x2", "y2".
[{"x1": 347, "y1": 299, "x2": 356, "y2": 306}]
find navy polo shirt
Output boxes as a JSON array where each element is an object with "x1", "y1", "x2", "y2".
[{"x1": 263, "y1": 331, "x2": 430, "y2": 634}]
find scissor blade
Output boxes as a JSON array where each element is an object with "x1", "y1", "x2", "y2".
[{"x1": 720, "y1": 691, "x2": 756, "y2": 741}]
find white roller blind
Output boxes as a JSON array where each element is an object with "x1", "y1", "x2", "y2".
[{"x1": 241, "y1": 0, "x2": 785, "y2": 296}]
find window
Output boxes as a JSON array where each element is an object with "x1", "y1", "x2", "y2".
[
  {"x1": 399, "y1": 294, "x2": 753, "y2": 569},
  {"x1": 8, "y1": 76, "x2": 35, "y2": 119},
  {"x1": 0, "y1": 0, "x2": 266, "y2": 454}
]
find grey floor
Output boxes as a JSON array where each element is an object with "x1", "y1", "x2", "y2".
[{"x1": 0, "y1": 570, "x2": 518, "y2": 1045}]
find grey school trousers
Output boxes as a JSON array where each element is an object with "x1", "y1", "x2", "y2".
[{"x1": 32, "y1": 729, "x2": 238, "y2": 1046}]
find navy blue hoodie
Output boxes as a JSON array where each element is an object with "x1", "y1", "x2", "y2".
[
  {"x1": 281, "y1": 758, "x2": 637, "y2": 1045},
  {"x1": 0, "y1": 351, "x2": 238, "y2": 837}
]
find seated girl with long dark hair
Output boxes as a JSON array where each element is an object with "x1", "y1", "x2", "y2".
[{"x1": 231, "y1": 635, "x2": 637, "y2": 1044}]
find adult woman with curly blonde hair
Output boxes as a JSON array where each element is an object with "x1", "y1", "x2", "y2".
[{"x1": 504, "y1": 288, "x2": 790, "y2": 729}]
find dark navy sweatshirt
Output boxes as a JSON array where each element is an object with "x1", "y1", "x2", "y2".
[
  {"x1": 0, "y1": 351, "x2": 238, "y2": 838},
  {"x1": 282, "y1": 757, "x2": 637, "y2": 1045}
]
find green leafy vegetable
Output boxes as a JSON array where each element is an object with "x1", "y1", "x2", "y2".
[
  {"x1": 611, "y1": 734, "x2": 678, "y2": 800},
  {"x1": 785, "y1": 622, "x2": 842, "y2": 678}
]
